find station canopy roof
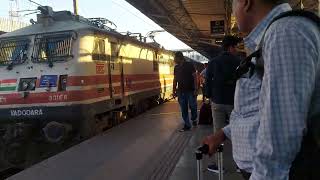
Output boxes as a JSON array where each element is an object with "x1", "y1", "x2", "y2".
[
  {"x1": 125, "y1": 0, "x2": 319, "y2": 59},
  {"x1": 125, "y1": 0, "x2": 234, "y2": 58}
]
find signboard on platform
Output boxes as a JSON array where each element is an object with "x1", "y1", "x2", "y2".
[{"x1": 210, "y1": 20, "x2": 225, "y2": 34}]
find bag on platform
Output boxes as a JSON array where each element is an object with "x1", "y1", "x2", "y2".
[{"x1": 198, "y1": 102, "x2": 213, "y2": 125}]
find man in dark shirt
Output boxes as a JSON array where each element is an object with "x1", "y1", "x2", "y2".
[
  {"x1": 205, "y1": 35, "x2": 241, "y2": 172},
  {"x1": 173, "y1": 51, "x2": 198, "y2": 132}
]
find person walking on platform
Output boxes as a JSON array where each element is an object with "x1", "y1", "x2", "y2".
[
  {"x1": 202, "y1": 0, "x2": 320, "y2": 180},
  {"x1": 205, "y1": 35, "x2": 241, "y2": 173},
  {"x1": 173, "y1": 51, "x2": 198, "y2": 132}
]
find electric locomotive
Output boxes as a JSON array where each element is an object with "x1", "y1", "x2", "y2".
[{"x1": 0, "y1": 6, "x2": 174, "y2": 169}]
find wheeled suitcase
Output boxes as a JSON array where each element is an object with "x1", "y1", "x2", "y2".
[{"x1": 195, "y1": 144, "x2": 224, "y2": 180}]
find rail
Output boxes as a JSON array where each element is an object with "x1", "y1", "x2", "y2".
[{"x1": 0, "y1": 167, "x2": 23, "y2": 179}]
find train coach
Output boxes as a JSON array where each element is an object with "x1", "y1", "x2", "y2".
[{"x1": 0, "y1": 6, "x2": 175, "y2": 168}]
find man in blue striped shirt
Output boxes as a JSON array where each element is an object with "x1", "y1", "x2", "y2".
[{"x1": 203, "y1": 0, "x2": 320, "y2": 180}]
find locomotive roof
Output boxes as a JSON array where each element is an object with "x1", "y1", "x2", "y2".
[
  {"x1": 0, "y1": 10, "x2": 120, "y2": 38},
  {"x1": 0, "y1": 20, "x2": 94, "y2": 38},
  {"x1": 0, "y1": 8, "x2": 173, "y2": 54}
]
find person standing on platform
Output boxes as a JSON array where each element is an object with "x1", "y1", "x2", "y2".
[
  {"x1": 202, "y1": 0, "x2": 320, "y2": 180},
  {"x1": 200, "y1": 63, "x2": 208, "y2": 102},
  {"x1": 205, "y1": 35, "x2": 241, "y2": 173},
  {"x1": 173, "y1": 51, "x2": 198, "y2": 132}
]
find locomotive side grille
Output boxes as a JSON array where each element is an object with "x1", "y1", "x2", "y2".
[
  {"x1": 32, "y1": 32, "x2": 74, "y2": 63},
  {"x1": 0, "y1": 39, "x2": 29, "y2": 65}
]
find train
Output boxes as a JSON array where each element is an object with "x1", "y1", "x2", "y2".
[{"x1": 0, "y1": 6, "x2": 176, "y2": 169}]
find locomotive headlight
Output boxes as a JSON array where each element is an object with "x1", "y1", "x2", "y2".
[
  {"x1": 19, "y1": 78, "x2": 37, "y2": 91},
  {"x1": 22, "y1": 81, "x2": 29, "y2": 91}
]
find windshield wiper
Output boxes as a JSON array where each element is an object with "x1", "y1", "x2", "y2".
[
  {"x1": 7, "y1": 48, "x2": 28, "y2": 71},
  {"x1": 6, "y1": 62, "x2": 13, "y2": 70}
]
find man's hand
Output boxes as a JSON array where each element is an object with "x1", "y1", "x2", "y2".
[
  {"x1": 202, "y1": 129, "x2": 226, "y2": 156},
  {"x1": 172, "y1": 90, "x2": 177, "y2": 98}
]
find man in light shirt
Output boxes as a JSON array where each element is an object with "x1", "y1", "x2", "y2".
[{"x1": 202, "y1": 0, "x2": 320, "y2": 180}]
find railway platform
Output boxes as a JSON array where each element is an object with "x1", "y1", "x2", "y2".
[{"x1": 7, "y1": 100, "x2": 243, "y2": 180}]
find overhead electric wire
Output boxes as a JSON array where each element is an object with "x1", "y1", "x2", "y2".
[
  {"x1": 110, "y1": 0, "x2": 161, "y2": 30},
  {"x1": 28, "y1": 0, "x2": 42, "y2": 7}
]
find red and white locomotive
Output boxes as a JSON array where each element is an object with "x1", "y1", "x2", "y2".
[{"x1": 0, "y1": 6, "x2": 174, "y2": 168}]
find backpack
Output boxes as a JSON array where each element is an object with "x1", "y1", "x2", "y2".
[{"x1": 235, "y1": 10, "x2": 320, "y2": 179}]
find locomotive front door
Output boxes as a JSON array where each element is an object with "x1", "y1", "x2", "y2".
[{"x1": 110, "y1": 42, "x2": 125, "y2": 100}]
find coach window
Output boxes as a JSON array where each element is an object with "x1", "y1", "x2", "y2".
[{"x1": 92, "y1": 38, "x2": 107, "y2": 61}]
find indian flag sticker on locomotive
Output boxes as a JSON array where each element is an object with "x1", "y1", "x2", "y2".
[{"x1": 0, "y1": 79, "x2": 17, "y2": 91}]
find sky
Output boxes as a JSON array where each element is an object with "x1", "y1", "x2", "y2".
[{"x1": 0, "y1": 0, "x2": 190, "y2": 50}]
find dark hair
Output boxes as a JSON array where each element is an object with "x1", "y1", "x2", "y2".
[
  {"x1": 222, "y1": 35, "x2": 242, "y2": 51},
  {"x1": 260, "y1": 0, "x2": 288, "y2": 5},
  {"x1": 175, "y1": 51, "x2": 184, "y2": 60}
]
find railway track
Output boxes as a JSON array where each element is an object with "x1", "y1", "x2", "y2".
[
  {"x1": 0, "y1": 100, "x2": 167, "y2": 179},
  {"x1": 0, "y1": 168, "x2": 22, "y2": 180}
]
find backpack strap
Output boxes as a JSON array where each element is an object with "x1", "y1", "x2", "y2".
[
  {"x1": 267, "y1": 10, "x2": 320, "y2": 31},
  {"x1": 235, "y1": 10, "x2": 320, "y2": 80},
  {"x1": 235, "y1": 49, "x2": 261, "y2": 79},
  {"x1": 254, "y1": 10, "x2": 320, "y2": 79}
]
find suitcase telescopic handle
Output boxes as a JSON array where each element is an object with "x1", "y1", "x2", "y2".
[
  {"x1": 196, "y1": 144, "x2": 224, "y2": 159},
  {"x1": 195, "y1": 144, "x2": 209, "y2": 160},
  {"x1": 195, "y1": 144, "x2": 224, "y2": 180},
  {"x1": 198, "y1": 144, "x2": 209, "y2": 154},
  {"x1": 217, "y1": 144, "x2": 224, "y2": 152},
  {"x1": 195, "y1": 144, "x2": 209, "y2": 180}
]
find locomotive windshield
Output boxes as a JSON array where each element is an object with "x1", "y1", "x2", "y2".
[
  {"x1": 0, "y1": 39, "x2": 29, "y2": 66},
  {"x1": 32, "y1": 32, "x2": 74, "y2": 63}
]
